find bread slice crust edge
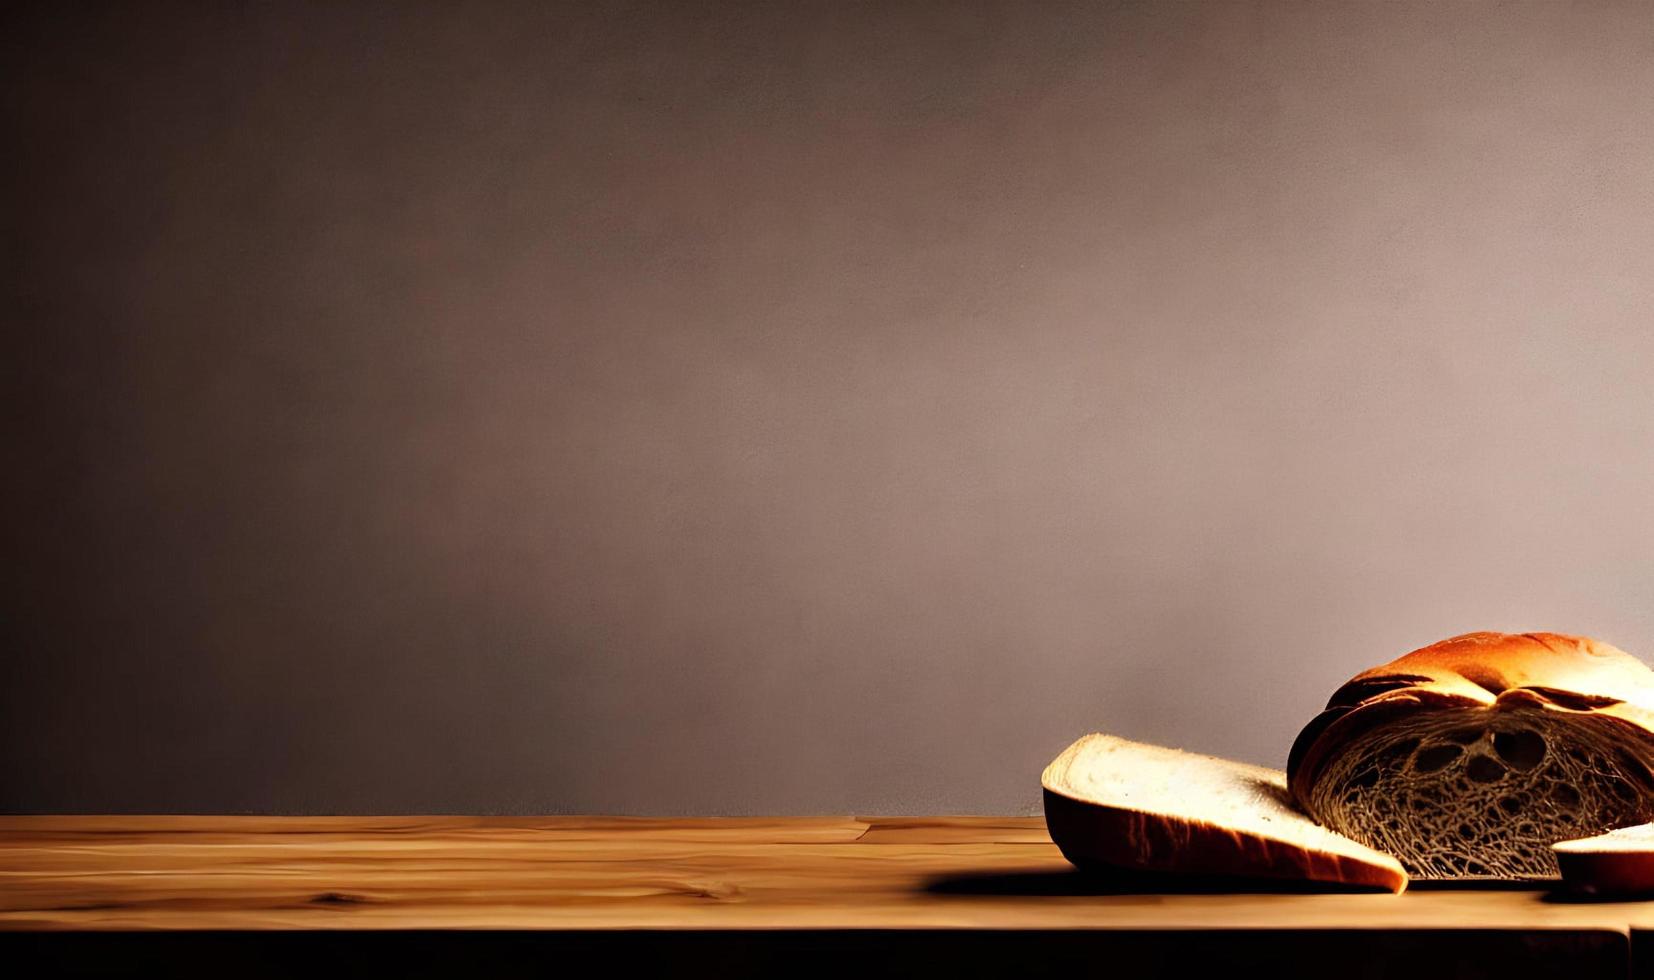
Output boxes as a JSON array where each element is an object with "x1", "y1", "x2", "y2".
[{"x1": 1042, "y1": 733, "x2": 1407, "y2": 894}]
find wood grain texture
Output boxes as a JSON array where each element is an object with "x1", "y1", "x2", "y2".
[{"x1": 3, "y1": 815, "x2": 1654, "y2": 933}]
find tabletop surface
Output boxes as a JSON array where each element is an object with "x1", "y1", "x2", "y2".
[{"x1": 4, "y1": 815, "x2": 1654, "y2": 933}]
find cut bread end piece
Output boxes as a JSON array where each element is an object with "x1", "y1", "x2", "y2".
[
  {"x1": 1554, "y1": 823, "x2": 1654, "y2": 895},
  {"x1": 1286, "y1": 631, "x2": 1654, "y2": 880},
  {"x1": 1042, "y1": 733, "x2": 1408, "y2": 893}
]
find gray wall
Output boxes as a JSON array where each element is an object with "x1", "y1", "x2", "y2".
[{"x1": 8, "y1": 0, "x2": 1654, "y2": 815}]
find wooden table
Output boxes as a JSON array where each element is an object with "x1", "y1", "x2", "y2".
[{"x1": 5, "y1": 815, "x2": 1654, "y2": 977}]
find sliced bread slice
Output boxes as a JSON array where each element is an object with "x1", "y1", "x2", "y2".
[
  {"x1": 1042, "y1": 733, "x2": 1407, "y2": 893},
  {"x1": 1553, "y1": 823, "x2": 1654, "y2": 895}
]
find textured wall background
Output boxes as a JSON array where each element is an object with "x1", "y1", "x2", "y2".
[{"x1": 8, "y1": 0, "x2": 1654, "y2": 814}]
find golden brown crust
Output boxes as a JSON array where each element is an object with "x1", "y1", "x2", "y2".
[{"x1": 1331, "y1": 632, "x2": 1654, "y2": 712}]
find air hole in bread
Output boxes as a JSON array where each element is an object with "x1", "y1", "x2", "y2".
[
  {"x1": 1388, "y1": 738, "x2": 1420, "y2": 762},
  {"x1": 1415, "y1": 745, "x2": 1461, "y2": 773},
  {"x1": 1493, "y1": 730, "x2": 1545, "y2": 770},
  {"x1": 1466, "y1": 755, "x2": 1506, "y2": 783}
]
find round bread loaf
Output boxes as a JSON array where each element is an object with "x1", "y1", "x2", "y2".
[{"x1": 1286, "y1": 631, "x2": 1654, "y2": 879}]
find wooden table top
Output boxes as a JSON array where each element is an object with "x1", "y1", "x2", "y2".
[{"x1": 3, "y1": 814, "x2": 1654, "y2": 934}]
